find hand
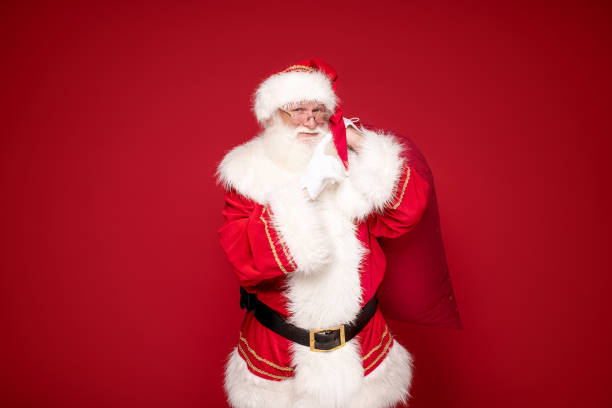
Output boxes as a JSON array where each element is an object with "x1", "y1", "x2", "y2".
[
  {"x1": 346, "y1": 126, "x2": 364, "y2": 153},
  {"x1": 300, "y1": 133, "x2": 347, "y2": 200}
]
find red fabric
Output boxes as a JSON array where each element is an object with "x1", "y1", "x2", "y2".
[
  {"x1": 328, "y1": 106, "x2": 348, "y2": 170},
  {"x1": 359, "y1": 124, "x2": 463, "y2": 329},
  {"x1": 218, "y1": 160, "x2": 430, "y2": 380},
  {"x1": 218, "y1": 192, "x2": 294, "y2": 315}
]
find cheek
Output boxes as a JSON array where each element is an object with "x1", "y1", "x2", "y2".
[{"x1": 283, "y1": 116, "x2": 298, "y2": 128}]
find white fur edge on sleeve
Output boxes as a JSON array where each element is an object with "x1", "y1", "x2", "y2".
[
  {"x1": 348, "y1": 128, "x2": 406, "y2": 213},
  {"x1": 264, "y1": 182, "x2": 331, "y2": 276}
]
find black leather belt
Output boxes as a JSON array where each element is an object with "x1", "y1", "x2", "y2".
[{"x1": 240, "y1": 287, "x2": 378, "y2": 352}]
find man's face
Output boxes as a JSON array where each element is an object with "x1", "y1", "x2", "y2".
[{"x1": 277, "y1": 101, "x2": 330, "y2": 142}]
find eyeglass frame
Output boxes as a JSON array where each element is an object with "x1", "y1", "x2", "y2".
[{"x1": 278, "y1": 104, "x2": 331, "y2": 124}]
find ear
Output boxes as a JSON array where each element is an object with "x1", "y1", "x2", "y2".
[{"x1": 265, "y1": 115, "x2": 275, "y2": 128}]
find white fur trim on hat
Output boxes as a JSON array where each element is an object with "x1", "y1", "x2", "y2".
[{"x1": 253, "y1": 70, "x2": 338, "y2": 126}]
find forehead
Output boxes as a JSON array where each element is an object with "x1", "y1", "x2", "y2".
[{"x1": 288, "y1": 101, "x2": 326, "y2": 109}]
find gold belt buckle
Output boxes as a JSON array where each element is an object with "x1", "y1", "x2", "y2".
[{"x1": 309, "y1": 325, "x2": 346, "y2": 352}]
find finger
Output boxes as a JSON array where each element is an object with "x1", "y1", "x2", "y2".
[{"x1": 314, "y1": 133, "x2": 332, "y2": 155}]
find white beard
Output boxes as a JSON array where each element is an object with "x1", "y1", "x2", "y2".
[{"x1": 261, "y1": 118, "x2": 328, "y2": 173}]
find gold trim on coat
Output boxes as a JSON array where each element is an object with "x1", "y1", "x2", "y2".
[
  {"x1": 364, "y1": 332, "x2": 394, "y2": 372},
  {"x1": 391, "y1": 165, "x2": 411, "y2": 210},
  {"x1": 238, "y1": 343, "x2": 293, "y2": 380},
  {"x1": 362, "y1": 325, "x2": 390, "y2": 361},
  {"x1": 239, "y1": 334, "x2": 295, "y2": 372},
  {"x1": 260, "y1": 207, "x2": 294, "y2": 274}
]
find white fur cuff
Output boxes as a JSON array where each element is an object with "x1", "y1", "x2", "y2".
[
  {"x1": 264, "y1": 182, "x2": 332, "y2": 275},
  {"x1": 348, "y1": 129, "x2": 406, "y2": 212}
]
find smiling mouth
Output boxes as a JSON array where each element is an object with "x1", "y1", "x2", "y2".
[{"x1": 298, "y1": 132, "x2": 319, "y2": 139}]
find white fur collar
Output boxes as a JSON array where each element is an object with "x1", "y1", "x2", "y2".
[
  {"x1": 216, "y1": 134, "x2": 298, "y2": 204},
  {"x1": 216, "y1": 127, "x2": 405, "y2": 222}
]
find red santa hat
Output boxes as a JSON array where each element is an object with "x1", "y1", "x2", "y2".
[{"x1": 253, "y1": 59, "x2": 349, "y2": 169}]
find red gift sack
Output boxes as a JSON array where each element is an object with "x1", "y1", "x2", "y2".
[{"x1": 362, "y1": 124, "x2": 462, "y2": 329}]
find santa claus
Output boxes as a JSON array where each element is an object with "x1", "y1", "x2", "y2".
[{"x1": 216, "y1": 59, "x2": 430, "y2": 408}]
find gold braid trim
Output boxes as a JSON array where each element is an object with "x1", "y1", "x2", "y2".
[
  {"x1": 364, "y1": 332, "x2": 394, "y2": 372},
  {"x1": 239, "y1": 334, "x2": 295, "y2": 372},
  {"x1": 238, "y1": 343, "x2": 292, "y2": 380},
  {"x1": 259, "y1": 207, "x2": 291, "y2": 274},
  {"x1": 391, "y1": 166, "x2": 411, "y2": 210},
  {"x1": 279, "y1": 240, "x2": 297, "y2": 270},
  {"x1": 282, "y1": 64, "x2": 314, "y2": 73},
  {"x1": 362, "y1": 325, "x2": 390, "y2": 361},
  {"x1": 264, "y1": 204, "x2": 297, "y2": 269}
]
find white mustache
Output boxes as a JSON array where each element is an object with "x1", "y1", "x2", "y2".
[{"x1": 294, "y1": 126, "x2": 324, "y2": 136}]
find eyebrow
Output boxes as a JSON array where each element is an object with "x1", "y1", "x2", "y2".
[
  {"x1": 291, "y1": 106, "x2": 323, "y2": 110},
  {"x1": 297, "y1": 105, "x2": 326, "y2": 110}
]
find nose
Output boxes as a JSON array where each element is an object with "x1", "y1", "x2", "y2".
[{"x1": 303, "y1": 115, "x2": 318, "y2": 129}]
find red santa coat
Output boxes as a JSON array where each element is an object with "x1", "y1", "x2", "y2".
[{"x1": 217, "y1": 126, "x2": 430, "y2": 408}]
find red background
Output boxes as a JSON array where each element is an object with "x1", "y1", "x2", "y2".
[{"x1": 1, "y1": 1, "x2": 611, "y2": 407}]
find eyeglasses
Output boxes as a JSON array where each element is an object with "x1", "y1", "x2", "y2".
[{"x1": 279, "y1": 106, "x2": 330, "y2": 124}]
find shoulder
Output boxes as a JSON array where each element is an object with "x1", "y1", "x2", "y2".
[{"x1": 216, "y1": 135, "x2": 290, "y2": 203}]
